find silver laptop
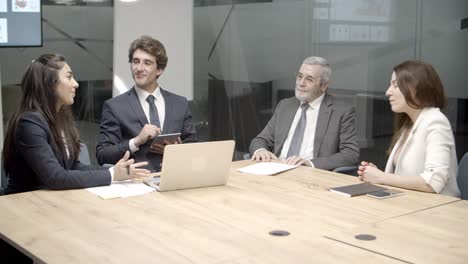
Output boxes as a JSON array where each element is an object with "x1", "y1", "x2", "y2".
[{"x1": 144, "y1": 140, "x2": 235, "y2": 192}]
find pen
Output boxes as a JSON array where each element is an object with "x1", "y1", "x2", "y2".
[{"x1": 127, "y1": 165, "x2": 130, "y2": 175}]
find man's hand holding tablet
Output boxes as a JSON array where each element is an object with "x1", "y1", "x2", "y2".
[{"x1": 150, "y1": 133, "x2": 182, "y2": 154}]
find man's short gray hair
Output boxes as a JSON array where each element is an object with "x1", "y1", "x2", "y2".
[{"x1": 302, "y1": 56, "x2": 332, "y2": 86}]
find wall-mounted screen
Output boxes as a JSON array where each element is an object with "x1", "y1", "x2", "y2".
[{"x1": 0, "y1": 0, "x2": 42, "y2": 47}]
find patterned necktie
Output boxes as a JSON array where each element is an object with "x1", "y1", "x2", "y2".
[
  {"x1": 287, "y1": 103, "x2": 310, "y2": 157},
  {"x1": 146, "y1": 95, "x2": 161, "y2": 128}
]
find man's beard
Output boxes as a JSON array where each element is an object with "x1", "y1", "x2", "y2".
[{"x1": 295, "y1": 88, "x2": 320, "y2": 103}]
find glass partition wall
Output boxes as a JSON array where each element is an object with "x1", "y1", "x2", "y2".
[
  {"x1": 1, "y1": 0, "x2": 467, "y2": 188},
  {"x1": 0, "y1": 1, "x2": 113, "y2": 189},
  {"x1": 193, "y1": 0, "x2": 468, "y2": 165}
]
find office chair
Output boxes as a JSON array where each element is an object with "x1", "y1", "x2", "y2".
[
  {"x1": 79, "y1": 143, "x2": 114, "y2": 168},
  {"x1": 242, "y1": 153, "x2": 357, "y2": 175},
  {"x1": 457, "y1": 152, "x2": 468, "y2": 200},
  {"x1": 79, "y1": 143, "x2": 91, "y2": 165}
]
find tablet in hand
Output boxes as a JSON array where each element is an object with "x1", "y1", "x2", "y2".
[{"x1": 152, "y1": 133, "x2": 181, "y2": 145}]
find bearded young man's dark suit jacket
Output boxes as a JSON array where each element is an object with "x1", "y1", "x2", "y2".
[
  {"x1": 96, "y1": 87, "x2": 197, "y2": 171},
  {"x1": 249, "y1": 93, "x2": 359, "y2": 170}
]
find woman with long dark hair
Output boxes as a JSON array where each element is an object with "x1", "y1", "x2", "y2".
[
  {"x1": 3, "y1": 54, "x2": 150, "y2": 194},
  {"x1": 358, "y1": 60, "x2": 460, "y2": 197}
]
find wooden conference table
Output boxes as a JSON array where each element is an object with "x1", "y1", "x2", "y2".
[{"x1": 0, "y1": 160, "x2": 465, "y2": 263}]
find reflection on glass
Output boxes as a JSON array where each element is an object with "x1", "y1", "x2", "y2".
[{"x1": 315, "y1": 0, "x2": 393, "y2": 42}]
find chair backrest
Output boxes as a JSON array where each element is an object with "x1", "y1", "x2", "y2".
[
  {"x1": 79, "y1": 143, "x2": 91, "y2": 165},
  {"x1": 333, "y1": 166, "x2": 358, "y2": 176},
  {"x1": 458, "y1": 153, "x2": 468, "y2": 200}
]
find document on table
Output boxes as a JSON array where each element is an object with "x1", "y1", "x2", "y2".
[
  {"x1": 86, "y1": 181, "x2": 155, "y2": 199},
  {"x1": 237, "y1": 162, "x2": 299, "y2": 176}
]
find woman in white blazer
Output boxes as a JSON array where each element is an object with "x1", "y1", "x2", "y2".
[{"x1": 357, "y1": 60, "x2": 460, "y2": 197}]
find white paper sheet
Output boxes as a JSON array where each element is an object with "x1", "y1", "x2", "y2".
[
  {"x1": 86, "y1": 181, "x2": 155, "y2": 199},
  {"x1": 237, "y1": 162, "x2": 299, "y2": 176}
]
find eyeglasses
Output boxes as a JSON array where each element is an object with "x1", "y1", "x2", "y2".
[{"x1": 296, "y1": 73, "x2": 319, "y2": 85}]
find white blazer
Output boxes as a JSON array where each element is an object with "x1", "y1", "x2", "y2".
[{"x1": 385, "y1": 107, "x2": 460, "y2": 197}]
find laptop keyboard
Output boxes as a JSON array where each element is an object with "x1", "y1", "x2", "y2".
[{"x1": 153, "y1": 176, "x2": 161, "y2": 186}]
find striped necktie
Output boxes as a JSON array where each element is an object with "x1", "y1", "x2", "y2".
[{"x1": 146, "y1": 95, "x2": 161, "y2": 128}]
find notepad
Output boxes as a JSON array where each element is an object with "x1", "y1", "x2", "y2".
[{"x1": 329, "y1": 183, "x2": 387, "y2": 197}]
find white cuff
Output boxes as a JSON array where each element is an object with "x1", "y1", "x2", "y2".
[
  {"x1": 420, "y1": 167, "x2": 448, "y2": 193},
  {"x1": 129, "y1": 138, "x2": 139, "y2": 153},
  {"x1": 109, "y1": 166, "x2": 115, "y2": 182}
]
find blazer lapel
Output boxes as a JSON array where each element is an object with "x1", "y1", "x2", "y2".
[
  {"x1": 54, "y1": 143, "x2": 70, "y2": 169},
  {"x1": 127, "y1": 87, "x2": 148, "y2": 127},
  {"x1": 393, "y1": 108, "x2": 428, "y2": 172},
  {"x1": 65, "y1": 155, "x2": 74, "y2": 169},
  {"x1": 385, "y1": 138, "x2": 400, "y2": 172},
  {"x1": 160, "y1": 88, "x2": 173, "y2": 134},
  {"x1": 314, "y1": 93, "x2": 332, "y2": 158}
]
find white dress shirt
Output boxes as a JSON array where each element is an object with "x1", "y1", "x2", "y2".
[
  {"x1": 279, "y1": 94, "x2": 324, "y2": 164},
  {"x1": 129, "y1": 85, "x2": 166, "y2": 153},
  {"x1": 134, "y1": 85, "x2": 166, "y2": 130}
]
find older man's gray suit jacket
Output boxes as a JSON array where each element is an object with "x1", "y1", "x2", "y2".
[{"x1": 249, "y1": 93, "x2": 359, "y2": 170}]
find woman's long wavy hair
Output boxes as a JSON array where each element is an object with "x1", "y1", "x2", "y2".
[
  {"x1": 387, "y1": 60, "x2": 446, "y2": 155},
  {"x1": 3, "y1": 54, "x2": 80, "y2": 173}
]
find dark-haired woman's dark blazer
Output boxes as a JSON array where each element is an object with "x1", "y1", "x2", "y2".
[{"x1": 4, "y1": 111, "x2": 111, "y2": 195}]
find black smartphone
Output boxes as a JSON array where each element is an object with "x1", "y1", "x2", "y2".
[{"x1": 367, "y1": 189, "x2": 405, "y2": 199}]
